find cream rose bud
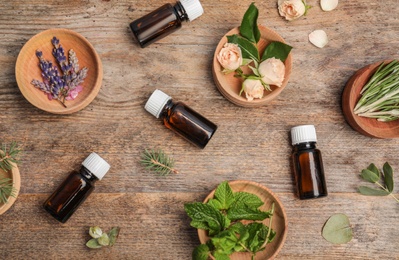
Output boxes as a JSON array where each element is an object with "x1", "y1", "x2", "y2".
[
  {"x1": 258, "y1": 58, "x2": 285, "y2": 87},
  {"x1": 278, "y1": 0, "x2": 306, "y2": 21},
  {"x1": 243, "y1": 79, "x2": 264, "y2": 101},
  {"x1": 217, "y1": 43, "x2": 242, "y2": 71}
]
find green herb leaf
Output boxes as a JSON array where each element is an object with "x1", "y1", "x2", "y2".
[
  {"x1": 207, "y1": 198, "x2": 223, "y2": 210},
  {"x1": 367, "y1": 163, "x2": 380, "y2": 176},
  {"x1": 239, "y1": 2, "x2": 260, "y2": 44},
  {"x1": 211, "y1": 230, "x2": 237, "y2": 256},
  {"x1": 322, "y1": 213, "x2": 353, "y2": 244},
  {"x1": 227, "y1": 206, "x2": 270, "y2": 221},
  {"x1": 358, "y1": 186, "x2": 390, "y2": 196},
  {"x1": 232, "y1": 192, "x2": 264, "y2": 209},
  {"x1": 97, "y1": 233, "x2": 110, "y2": 246},
  {"x1": 360, "y1": 169, "x2": 380, "y2": 183},
  {"x1": 184, "y1": 202, "x2": 225, "y2": 235},
  {"x1": 261, "y1": 41, "x2": 293, "y2": 62},
  {"x1": 86, "y1": 238, "x2": 102, "y2": 249},
  {"x1": 383, "y1": 162, "x2": 394, "y2": 193},
  {"x1": 108, "y1": 227, "x2": 120, "y2": 246},
  {"x1": 89, "y1": 226, "x2": 103, "y2": 239},
  {"x1": 227, "y1": 34, "x2": 259, "y2": 62},
  {"x1": 213, "y1": 181, "x2": 235, "y2": 210},
  {"x1": 192, "y1": 244, "x2": 210, "y2": 260},
  {"x1": 213, "y1": 252, "x2": 231, "y2": 260}
]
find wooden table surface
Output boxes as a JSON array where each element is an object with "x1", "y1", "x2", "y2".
[{"x1": 1, "y1": 0, "x2": 398, "y2": 259}]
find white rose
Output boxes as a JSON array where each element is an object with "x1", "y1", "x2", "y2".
[
  {"x1": 242, "y1": 79, "x2": 264, "y2": 101},
  {"x1": 217, "y1": 43, "x2": 242, "y2": 71},
  {"x1": 258, "y1": 58, "x2": 285, "y2": 87},
  {"x1": 278, "y1": 0, "x2": 306, "y2": 21}
]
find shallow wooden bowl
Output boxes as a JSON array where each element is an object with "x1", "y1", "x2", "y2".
[
  {"x1": 0, "y1": 165, "x2": 21, "y2": 215},
  {"x1": 198, "y1": 180, "x2": 288, "y2": 260},
  {"x1": 213, "y1": 26, "x2": 292, "y2": 107},
  {"x1": 342, "y1": 60, "x2": 399, "y2": 138},
  {"x1": 15, "y1": 28, "x2": 103, "y2": 114}
]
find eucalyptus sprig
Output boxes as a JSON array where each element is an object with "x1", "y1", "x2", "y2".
[
  {"x1": 354, "y1": 60, "x2": 399, "y2": 122},
  {"x1": 140, "y1": 149, "x2": 178, "y2": 176},
  {"x1": 358, "y1": 162, "x2": 399, "y2": 203},
  {"x1": 0, "y1": 141, "x2": 21, "y2": 172}
]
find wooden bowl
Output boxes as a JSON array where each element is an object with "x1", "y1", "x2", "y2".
[
  {"x1": 198, "y1": 180, "x2": 288, "y2": 260},
  {"x1": 213, "y1": 26, "x2": 292, "y2": 107},
  {"x1": 15, "y1": 28, "x2": 103, "y2": 114},
  {"x1": 342, "y1": 60, "x2": 399, "y2": 138},
  {"x1": 0, "y1": 165, "x2": 21, "y2": 215}
]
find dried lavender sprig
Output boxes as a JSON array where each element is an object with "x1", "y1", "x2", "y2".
[
  {"x1": 31, "y1": 79, "x2": 51, "y2": 94},
  {"x1": 69, "y1": 49, "x2": 79, "y2": 76},
  {"x1": 35, "y1": 51, "x2": 63, "y2": 99},
  {"x1": 70, "y1": 67, "x2": 88, "y2": 90}
]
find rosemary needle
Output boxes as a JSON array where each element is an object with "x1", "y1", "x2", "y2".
[{"x1": 140, "y1": 149, "x2": 178, "y2": 176}]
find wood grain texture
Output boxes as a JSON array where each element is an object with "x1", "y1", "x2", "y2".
[{"x1": 0, "y1": 0, "x2": 399, "y2": 259}]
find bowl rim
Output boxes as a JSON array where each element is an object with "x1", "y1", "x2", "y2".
[{"x1": 0, "y1": 164, "x2": 21, "y2": 215}]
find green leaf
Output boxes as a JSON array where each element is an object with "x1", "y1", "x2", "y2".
[
  {"x1": 211, "y1": 230, "x2": 237, "y2": 256},
  {"x1": 232, "y1": 192, "x2": 264, "y2": 210},
  {"x1": 245, "y1": 222, "x2": 272, "y2": 253},
  {"x1": 383, "y1": 162, "x2": 394, "y2": 193},
  {"x1": 207, "y1": 198, "x2": 223, "y2": 210},
  {"x1": 213, "y1": 181, "x2": 235, "y2": 210},
  {"x1": 190, "y1": 220, "x2": 210, "y2": 231},
  {"x1": 227, "y1": 34, "x2": 259, "y2": 62},
  {"x1": 184, "y1": 202, "x2": 225, "y2": 235},
  {"x1": 108, "y1": 227, "x2": 120, "y2": 246},
  {"x1": 97, "y1": 233, "x2": 110, "y2": 246},
  {"x1": 227, "y1": 206, "x2": 270, "y2": 221},
  {"x1": 358, "y1": 186, "x2": 390, "y2": 196},
  {"x1": 89, "y1": 226, "x2": 103, "y2": 239},
  {"x1": 367, "y1": 163, "x2": 380, "y2": 176},
  {"x1": 213, "y1": 252, "x2": 231, "y2": 260},
  {"x1": 322, "y1": 213, "x2": 353, "y2": 244},
  {"x1": 239, "y1": 2, "x2": 260, "y2": 43},
  {"x1": 360, "y1": 169, "x2": 380, "y2": 183},
  {"x1": 192, "y1": 244, "x2": 210, "y2": 260},
  {"x1": 86, "y1": 238, "x2": 102, "y2": 249},
  {"x1": 261, "y1": 41, "x2": 292, "y2": 62}
]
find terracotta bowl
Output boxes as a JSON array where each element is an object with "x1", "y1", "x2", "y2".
[
  {"x1": 198, "y1": 180, "x2": 288, "y2": 260},
  {"x1": 0, "y1": 165, "x2": 21, "y2": 215},
  {"x1": 342, "y1": 60, "x2": 399, "y2": 138},
  {"x1": 212, "y1": 26, "x2": 292, "y2": 107},
  {"x1": 15, "y1": 28, "x2": 103, "y2": 114}
]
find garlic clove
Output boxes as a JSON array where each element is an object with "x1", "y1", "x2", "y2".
[
  {"x1": 321, "y1": 0, "x2": 338, "y2": 11},
  {"x1": 309, "y1": 30, "x2": 329, "y2": 48}
]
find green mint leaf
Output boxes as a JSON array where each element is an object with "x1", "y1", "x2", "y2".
[
  {"x1": 184, "y1": 202, "x2": 225, "y2": 234},
  {"x1": 233, "y1": 192, "x2": 264, "y2": 210},
  {"x1": 86, "y1": 238, "x2": 102, "y2": 249},
  {"x1": 239, "y1": 2, "x2": 260, "y2": 43},
  {"x1": 227, "y1": 206, "x2": 270, "y2": 221},
  {"x1": 246, "y1": 222, "x2": 267, "y2": 253},
  {"x1": 89, "y1": 226, "x2": 103, "y2": 239},
  {"x1": 358, "y1": 186, "x2": 390, "y2": 196},
  {"x1": 322, "y1": 213, "x2": 353, "y2": 244},
  {"x1": 213, "y1": 252, "x2": 231, "y2": 260},
  {"x1": 108, "y1": 227, "x2": 120, "y2": 246},
  {"x1": 207, "y1": 198, "x2": 223, "y2": 210},
  {"x1": 192, "y1": 244, "x2": 210, "y2": 260},
  {"x1": 97, "y1": 233, "x2": 110, "y2": 246},
  {"x1": 261, "y1": 41, "x2": 292, "y2": 62},
  {"x1": 213, "y1": 181, "x2": 235, "y2": 210},
  {"x1": 383, "y1": 162, "x2": 394, "y2": 193},
  {"x1": 211, "y1": 230, "x2": 237, "y2": 256},
  {"x1": 190, "y1": 220, "x2": 210, "y2": 231},
  {"x1": 360, "y1": 169, "x2": 380, "y2": 183},
  {"x1": 227, "y1": 34, "x2": 259, "y2": 62}
]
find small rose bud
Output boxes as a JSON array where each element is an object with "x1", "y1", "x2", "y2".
[
  {"x1": 278, "y1": 0, "x2": 306, "y2": 21},
  {"x1": 242, "y1": 79, "x2": 264, "y2": 101},
  {"x1": 258, "y1": 58, "x2": 286, "y2": 87},
  {"x1": 217, "y1": 43, "x2": 243, "y2": 71}
]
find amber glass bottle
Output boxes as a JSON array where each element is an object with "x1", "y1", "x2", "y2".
[
  {"x1": 43, "y1": 153, "x2": 110, "y2": 223},
  {"x1": 145, "y1": 89, "x2": 217, "y2": 148},
  {"x1": 129, "y1": 0, "x2": 204, "y2": 48},
  {"x1": 291, "y1": 125, "x2": 328, "y2": 200}
]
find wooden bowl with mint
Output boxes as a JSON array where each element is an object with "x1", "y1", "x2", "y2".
[{"x1": 342, "y1": 60, "x2": 399, "y2": 138}]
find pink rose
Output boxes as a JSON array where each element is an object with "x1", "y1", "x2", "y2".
[
  {"x1": 258, "y1": 58, "x2": 285, "y2": 87},
  {"x1": 278, "y1": 0, "x2": 306, "y2": 21},
  {"x1": 242, "y1": 79, "x2": 264, "y2": 101},
  {"x1": 217, "y1": 43, "x2": 242, "y2": 71}
]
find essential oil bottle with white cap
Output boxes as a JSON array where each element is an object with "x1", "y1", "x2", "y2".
[
  {"x1": 43, "y1": 152, "x2": 110, "y2": 223},
  {"x1": 129, "y1": 0, "x2": 204, "y2": 48},
  {"x1": 145, "y1": 89, "x2": 217, "y2": 149},
  {"x1": 291, "y1": 125, "x2": 327, "y2": 200}
]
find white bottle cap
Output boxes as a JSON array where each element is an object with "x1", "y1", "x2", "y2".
[
  {"x1": 82, "y1": 152, "x2": 110, "y2": 180},
  {"x1": 291, "y1": 125, "x2": 317, "y2": 145},
  {"x1": 145, "y1": 89, "x2": 172, "y2": 119},
  {"x1": 180, "y1": 0, "x2": 204, "y2": 21}
]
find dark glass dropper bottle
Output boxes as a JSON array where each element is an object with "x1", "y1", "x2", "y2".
[
  {"x1": 43, "y1": 153, "x2": 110, "y2": 223},
  {"x1": 129, "y1": 0, "x2": 204, "y2": 48},
  {"x1": 291, "y1": 125, "x2": 328, "y2": 200},
  {"x1": 145, "y1": 89, "x2": 217, "y2": 148}
]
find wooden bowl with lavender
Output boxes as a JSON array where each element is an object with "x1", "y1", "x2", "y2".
[
  {"x1": 342, "y1": 60, "x2": 399, "y2": 138},
  {"x1": 15, "y1": 28, "x2": 103, "y2": 114}
]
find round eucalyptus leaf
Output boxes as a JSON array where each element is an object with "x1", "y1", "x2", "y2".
[{"x1": 322, "y1": 213, "x2": 353, "y2": 244}]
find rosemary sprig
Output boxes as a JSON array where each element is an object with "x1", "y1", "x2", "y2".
[
  {"x1": 354, "y1": 60, "x2": 399, "y2": 121},
  {"x1": 140, "y1": 149, "x2": 178, "y2": 176},
  {"x1": 0, "y1": 141, "x2": 21, "y2": 172},
  {"x1": 0, "y1": 176, "x2": 17, "y2": 204}
]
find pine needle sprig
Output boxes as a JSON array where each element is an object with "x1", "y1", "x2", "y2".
[
  {"x1": 141, "y1": 149, "x2": 178, "y2": 176},
  {"x1": 0, "y1": 141, "x2": 21, "y2": 172},
  {"x1": 0, "y1": 176, "x2": 17, "y2": 204}
]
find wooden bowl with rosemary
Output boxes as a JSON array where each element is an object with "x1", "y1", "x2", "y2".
[
  {"x1": 0, "y1": 165, "x2": 21, "y2": 215},
  {"x1": 342, "y1": 60, "x2": 399, "y2": 138},
  {"x1": 15, "y1": 28, "x2": 103, "y2": 114}
]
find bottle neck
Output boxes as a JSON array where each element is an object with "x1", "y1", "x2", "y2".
[
  {"x1": 293, "y1": 142, "x2": 317, "y2": 151},
  {"x1": 174, "y1": 1, "x2": 189, "y2": 21},
  {"x1": 80, "y1": 166, "x2": 98, "y2": 182},
  {"x1": 160, "y1": 99, "x2": 175, "y2": 118}
]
